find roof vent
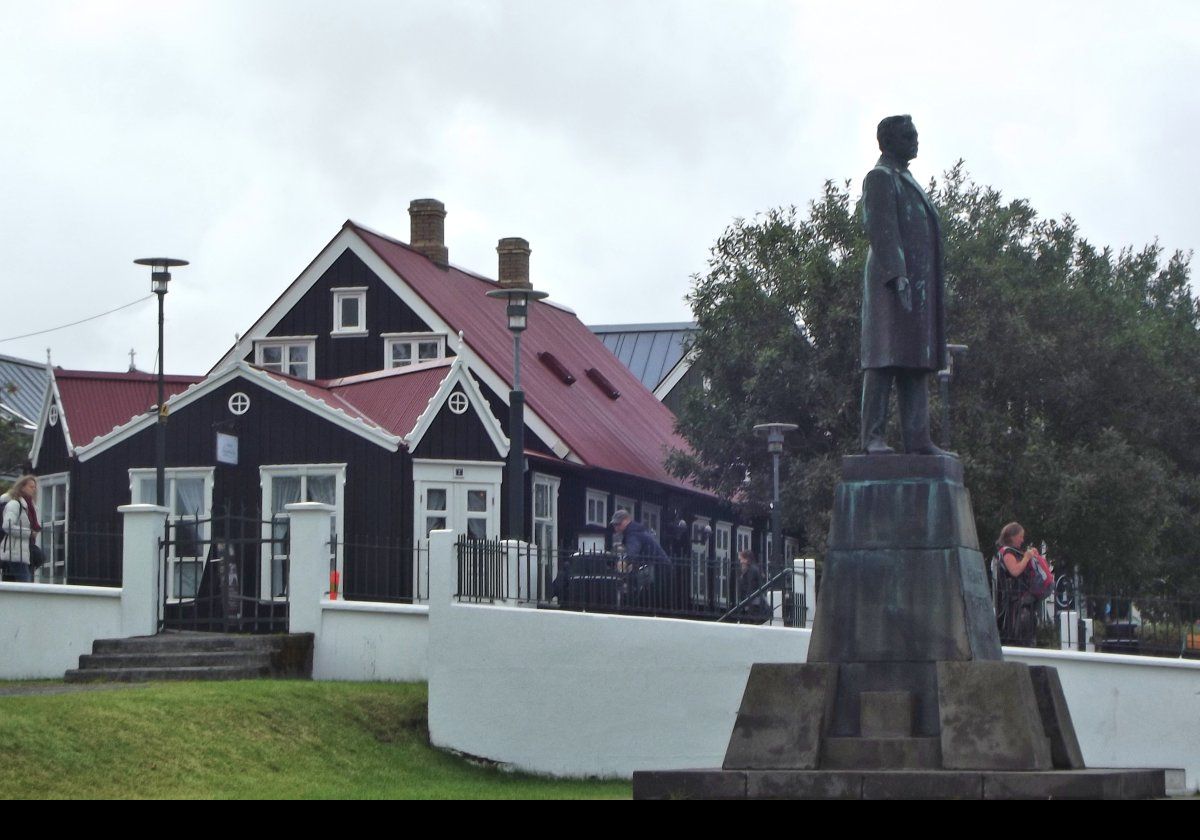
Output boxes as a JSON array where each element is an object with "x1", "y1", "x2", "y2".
[
  {"x1": 409, "y1": 199, "x2": 448, "y2": 268},
  {"x1": 585, "y1": 367, "x2": 620, "y2": 400},
  {"x1": 538, "y1": 352, "x2": 575, "y2": 385}
]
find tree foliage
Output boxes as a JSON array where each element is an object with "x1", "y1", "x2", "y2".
[{"x1": 670, "y1": 165, "x2": 1200, "y2": 593}]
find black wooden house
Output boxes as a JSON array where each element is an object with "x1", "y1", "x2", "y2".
[{"x1": 29, "y1": 200, "x2": 794, "y2": 608}]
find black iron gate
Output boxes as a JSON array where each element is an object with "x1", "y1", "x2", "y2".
[{"x1": 159, "y1": 509, "x2": 289, "y2": 633}]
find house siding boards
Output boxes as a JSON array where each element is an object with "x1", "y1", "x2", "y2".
[
  {"x1": 411, "y1": 387, "x2": 503, "y2": 462},
  {"x1": 260, "y1": 249, "x2": 450, "y2": 379}
]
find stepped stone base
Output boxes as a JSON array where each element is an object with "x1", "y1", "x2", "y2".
[
  {"x1": 635, "y1": 455, "x2": 1160, "y2": 799},
  {"x1": 65, "y1": 632, "x2": 313, "y2": 682},
  {"x1": 632, "y1": 768, "x2": 1168, "y2": 800}
]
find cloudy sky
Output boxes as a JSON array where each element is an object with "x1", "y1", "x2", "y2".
[{"x1": 2, "y1": 1, "x2": 1197, "y2": 375}]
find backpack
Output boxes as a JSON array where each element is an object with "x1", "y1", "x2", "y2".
[{"x1": 1002, "y1": 545, "x2": 1054, "y2": 600}]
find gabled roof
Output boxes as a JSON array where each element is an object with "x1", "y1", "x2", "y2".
[
  {"x1": 32, "y1": 368, "x2": 202, "y2": 463},
  {"x1": 76, "y1": 362, "x2": 402, "y2": 461},
  {"x1": 0, "y1": 353, "x2": 51, "y2": 429},
  {"x1": 325, "y1": 356, "x2": 508, "y2": 455},
  {"x1": 211, "y1": 219, "x2": 707, "y2": 494},
  {"x1": 589, "y1": 322, "x2": 697, "y2": 395},
  {"x1": 67, "y1": 357, "x2": 507, "y2": 463}
]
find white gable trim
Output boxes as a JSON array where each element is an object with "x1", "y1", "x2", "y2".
[
  {"x1": 29, "y1": 368, "x2": 71, "y2": 468},
  {"x1": 404, "y1": 356, "x2": 509, "y2": 458},
  {"x1": 76, "y1": 362, "x2": 401, "y2": 462},
  {"x1": 653, "y1": 347, "x2": 698, "y2": 402},
  {"x1": 211, "y1": 226, "x2": 579, "y2": 465}
]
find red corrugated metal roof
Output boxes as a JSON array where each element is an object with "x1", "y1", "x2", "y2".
[
  {"x1": 326, "y1": 361, "x2": 451, "y2": 439},
  {"x1": 349, "y1": 223, "x2": 701, "y2": 493},
  {"x1": 54, "y1": 369, "x2": 203, "y2": 449},
  {"x1": 254, "y1": 368, "x2": 395, "y2": 435}
]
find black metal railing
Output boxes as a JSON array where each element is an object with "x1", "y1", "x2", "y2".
[
  {"x1": 454, "y1": 538, "x2": 811, "y2": 627},
  {"x1": 335, "y1": 535, "x2": 428, "y2": 604},
  {"x1": 0, "y1": 522, "x2": 123, "y2": 587},
  {"x1": 992, "y1": 562, "x2": 1200, "y2": 659}
]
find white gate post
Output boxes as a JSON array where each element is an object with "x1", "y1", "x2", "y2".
[
  {"x1": 286, "y1": 502, "x2": 335, "y2": 636},
  {"x1": 119, "y1": 504, "x2": 169, "y2": 637}
]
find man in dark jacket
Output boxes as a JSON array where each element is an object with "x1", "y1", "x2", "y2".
[
  {"x1": 860, "y1": 115, "x2": 950, "y2": 456},
  {"x1": 611, "y1": 509, "x2": 668, "y2": 563}
]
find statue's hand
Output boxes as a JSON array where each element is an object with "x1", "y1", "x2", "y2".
[{"x1": 890, "y1": 276, "x2": 913, "y2": 313}]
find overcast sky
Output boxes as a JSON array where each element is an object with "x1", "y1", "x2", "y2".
[{"x1": 2, "y1": 1, "x2": 1197, "y2": 375}]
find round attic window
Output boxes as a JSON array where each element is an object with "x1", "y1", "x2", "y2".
[
  {"x1": 48, "y1": 404, "x2": 59, "y2": 426},
  {"x1": 447, "y1": 391, "x2": 469, "y2": 415},
  {"x1": 228, "y1": 392, "x2": 251, "y2": 416}
]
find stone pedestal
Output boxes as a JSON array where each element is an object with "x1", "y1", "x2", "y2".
[{"x1": 634, "y1": 455, "x2": 1164, "y2": 799}]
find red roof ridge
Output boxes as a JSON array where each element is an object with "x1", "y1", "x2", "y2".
[
  {"x1": 54, "y1": 369, "x2": 203, "y2": 384},
  {"x1": 323, "y1": 358, "x2": 453, "y2": 388}
]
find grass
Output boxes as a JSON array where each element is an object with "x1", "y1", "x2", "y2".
[{"x1": 0, "y1": 681, "x2": 631, "y2": 799}]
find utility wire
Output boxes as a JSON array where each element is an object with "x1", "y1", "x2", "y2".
[{"x1": 0, "y1": 295, "x2": 154, "y2": 343}]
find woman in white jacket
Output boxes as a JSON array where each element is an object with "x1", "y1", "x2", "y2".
[{"x1": 1, "y1": 475, "x2": 40, "y2": 582}]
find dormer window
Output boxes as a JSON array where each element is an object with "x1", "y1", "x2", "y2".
[
  {"x1": 383, "y1": 333, "x2": 446, "y2": 368},
  {"x1": 332, "y1": 288, "x2": 367, "y2": 336}
]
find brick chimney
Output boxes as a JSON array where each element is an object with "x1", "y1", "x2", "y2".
[
  {"x1": 408, "y1": 199, "x2": 448, "y2": 268},
  {"x1": 496, "y1": 237, "x2": 532, "y2": 290}
]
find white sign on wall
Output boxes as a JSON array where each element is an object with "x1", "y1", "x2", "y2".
[{"x1": 216, "y1": 432, "x2": 239, "y2": 465}]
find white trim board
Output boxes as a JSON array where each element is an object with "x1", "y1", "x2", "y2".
[{"x1": 405, "y1": 356, "x2": 510, "y2": 458}]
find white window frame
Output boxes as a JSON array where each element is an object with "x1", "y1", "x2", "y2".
[
  {"x1": 36, "y1": 472, "x2": 69, "y2": 584},
  {"x1": 585, "y1": 489, "x2": 608, "y2": 528},
  {"x1": 130, "y1": 467, "x2": 214, "y2": 603},
  {"x1": 382, "y1": 332, "x2": 447, "y2": 369},
  {"x1": 254, "y1": 336, "x2": 316, "y2": 379},
  {"x1": 614, "y1": 495, "x2": 636, "y2": 521},
  {"x1": 531, "y1": 473, "x2": 560, "y2": 552},
  {"x1": 737, "y1": 526, "x2": 753, "y2": 555},
  {"x1": 785, "y1": 536, "x2": 799, "y2": 563},
  {"x1": 691, "y1": 515, "x2": 712, "y2": 604},
  {"x1": 260, "y1": 464, "x2": 346, "y2": 601},
  {"x1": 331, "y1": 287, "x2": 368, "y2": 336},
  {"x1": 640, "y1": 502, "x2": 661, "y2": 538},
  {"x1": 715, "y1": 521, "x2": 733, "y2": 607}
]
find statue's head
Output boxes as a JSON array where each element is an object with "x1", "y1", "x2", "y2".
[{"x1": 877, "y1": 115, "x2": 918, "y2": 163}]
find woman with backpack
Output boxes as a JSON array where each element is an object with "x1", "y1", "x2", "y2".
[
  {"x1": 1, "y1": 475, "x2": 41, "y2": 582},
  {"x1": 996, "y1": 521, "x2": 1041, "y2": 647}
]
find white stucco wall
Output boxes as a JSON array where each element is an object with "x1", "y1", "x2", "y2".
[
  {"x1": 425, "y1": 532, "x2": 1200, "y2": 786},
  {"x1": 314, "y1": 600, "x2": 428, "y2": 682},
  {"x1": 0, "y1": 583, "x2": 122, "y2": 678},
  {"x1": 1007, "y1": 646, "x2": 1200, "y2": 787}
]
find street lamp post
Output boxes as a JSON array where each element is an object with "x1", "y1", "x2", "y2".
[
  {"x1": 486, "y1": 278, "x2": 547, "y2": 540},
  {"x1": 936, "y1": 343, "x2": 968, "y2": 451},
  {"x1": 134, "y1": 257, "x2": 188, "y2": 508},
  {"x1": 753, "y1": 422, "x2": 798, "y2": 577}
]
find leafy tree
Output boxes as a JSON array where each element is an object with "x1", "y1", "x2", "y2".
[{"x1": 670, "y1": 165, "x2": 1200, "y2": 596}]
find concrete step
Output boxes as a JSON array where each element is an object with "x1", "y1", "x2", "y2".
[
  {"x1": 823, "y1": 737, "x2": 943, "y2": 770},
  {"x1": 71, "y1": 633, "x2": 313, "y2": 682},
  {"x1": 78, "y1": 651, "x2": 274, "y2": 670},
  {"x1": 64, "y1": 665, "x2": 272, "y2": 683},
  {"x1": 92, "y1": 633, "x2": 297, "y2": 654}
]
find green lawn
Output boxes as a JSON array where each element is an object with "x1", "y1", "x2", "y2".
[{"x1": 0, "y1": 681, "x2": 631, "y2": 799}]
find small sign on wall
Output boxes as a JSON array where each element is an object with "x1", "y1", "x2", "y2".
[{"x1": 216, "y1": 431, "x2": 239, "y2": 465}]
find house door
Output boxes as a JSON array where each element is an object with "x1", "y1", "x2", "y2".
[{"x1": 412, "y1": 460, "x2": 503, "y2": 543}]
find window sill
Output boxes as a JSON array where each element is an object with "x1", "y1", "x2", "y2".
[{"x1": 331, "y1": 330, "x2": 369, "y2": 338}]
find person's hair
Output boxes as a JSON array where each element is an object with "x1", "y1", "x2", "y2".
[
  {"x1": 612, "y1": 509, "x2": 631, "y2": 524},
  {"x1": 877, "y1": 114, "x2": 913, "y2": 151},
  {"x1": 9, "y1": 474, "x2": 37, "y2": 500},
  {"x1": 738, "y1": 549, "x2": 756, "y2": 564},
  {"x1": 998, "y1": 521, "x2": 1024, "y2": 548}
]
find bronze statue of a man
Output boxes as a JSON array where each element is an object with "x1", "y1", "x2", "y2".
[{"x1": 860, "y1": 115, "x2": 950, "y2": 456}]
